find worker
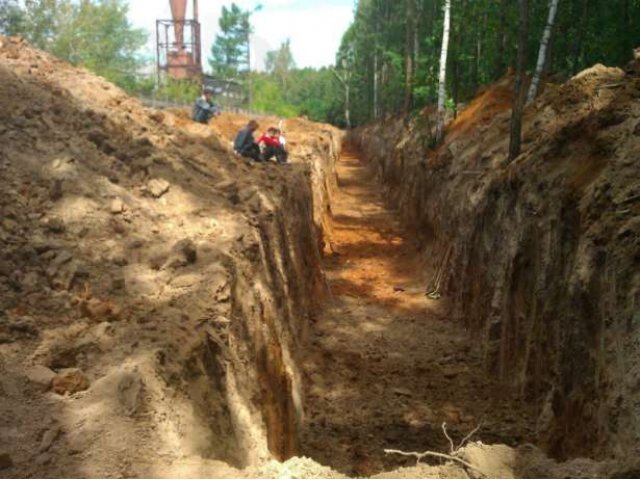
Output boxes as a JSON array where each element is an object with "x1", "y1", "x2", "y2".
[
  {"x1": 192, "y1": 86, "x2": 220, "y2": 124},
  {"x1": 257, "y1": 127, "x2": 288, "y2": 164},
  {"x1": 233, "y1": 120, "x2": 261, "y2": 161}
]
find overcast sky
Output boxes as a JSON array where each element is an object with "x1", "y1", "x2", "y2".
[{"x1": 127, "y1": 0, "x2": 355, "y2": 72}]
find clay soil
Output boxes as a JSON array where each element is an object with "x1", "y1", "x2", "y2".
[{"x1": 299, "y1": 145, "x2": 536, "y2": 477}]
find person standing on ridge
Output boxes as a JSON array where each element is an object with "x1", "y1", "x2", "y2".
[{"x1": 192, "y1": 86, "x2": 221, "y2": 124}]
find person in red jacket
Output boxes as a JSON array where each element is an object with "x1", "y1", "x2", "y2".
[{"x1": 257, "y1": 127, "x2": 288, "y2": 164}]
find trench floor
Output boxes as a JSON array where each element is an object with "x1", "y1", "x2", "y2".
[{"x1": 299, "y1": 144, "x2": 536, "y2": 477}]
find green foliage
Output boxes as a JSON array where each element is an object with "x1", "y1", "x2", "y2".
[
  {"x1": 156, "y1": 79, "x2": 201, "y2": 103},
  {"x1": 265, "y1": 39, "x2": 296, "y2": 91},
  {"x1": 0, "y1": 0, "x2": 26, "y2": 35},
  {"x1": 250, "y1": 67, "x2": 345, "y2": 125},
  {"x1": 209, "y1": 3, "x2": 252, "y2": 79},
  {"x1": 2, "y1": 0, "x2": 147, "y2": 91},
  {"x1": 335, "y1": 0, "x2": 640, "y2": 127},
  {"x1": 52, "y1": 0, "x2": 147, "y2": 90},
  {"x1": 251, "y1": 73, "x2": 298, "y2": 117}
]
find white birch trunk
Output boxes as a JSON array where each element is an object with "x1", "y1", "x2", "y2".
[
  {"x1": 527, "y1": 0, "x2": 560, "y2": 104},
  {"x1": 435, "y1": 0, "x2": 451, "y2": 144},
  {"x1": 373, "y1": 51, "x2": 379, "y2": 120}
]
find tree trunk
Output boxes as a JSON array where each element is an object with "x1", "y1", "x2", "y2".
[
  {"x1": 473, "y1": 7, "x2": 484, "y2": 92},
  {"x1": 332, "y1": 68, "x2": 351, "y2": 129},
  {"x1": 414, "y1": 0, "x2": 422, "y2": 69},
  {"x1": 373, "y1": 50, "x2": 379, "y2": 120},
  {"x1": 571, "y1": 0, "x2": 589, "y2": 72},
  {"x1": 543, "y1": 25, "x2": 555, "y2": 75},
  {"x1": 345, "y1": 84, "x2": 351, "y2": 129},
  {"x1": 509, "y1": 0, "x2": 529, "y2": 161},
  {"x1": 527, "y1": 0, "x2": 559, "y2": 104},
  {"x1": 435, "y1": 0, "x2": 451, "y2": 144},
  {"x1": 494, "y1": 0, "x2": 509, "y2": 78},
  {"x1": 404, "y1": 0, "x2": 415, "y2": 111}
]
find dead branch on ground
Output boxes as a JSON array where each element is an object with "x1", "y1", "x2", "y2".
[
  {"x1": 385, "y1": 421, "x2": 485, "y2": 476},
  {"x1": 384, "y1": 448, "x2": 481, "y2": 472}
]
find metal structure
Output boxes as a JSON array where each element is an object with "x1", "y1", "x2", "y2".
[{"x1": 156, "y1": 0, "x2": 202, "y2": 80}]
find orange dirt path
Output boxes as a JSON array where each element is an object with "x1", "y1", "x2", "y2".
[
  {"x1": 299, "y1": 144, "x2": 535, "y2": 477},
  {"x1": 324, "y1": 145, "x2": 430, "y2": 313}
]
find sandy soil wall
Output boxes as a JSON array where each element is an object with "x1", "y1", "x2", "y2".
[
  {"x1": 0, "y1": 36, "x2": 340, "y2": 477},
  {"x1": 349, "y1": 64, "x2": 640, "y2": 460}
]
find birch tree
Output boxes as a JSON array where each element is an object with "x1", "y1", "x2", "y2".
[
  {"x1": 526, "y1": 0, "x2": 560, "y2": 104},
  {"x1": 435, "y1": 0, "x2": 451, "y2": 144}
]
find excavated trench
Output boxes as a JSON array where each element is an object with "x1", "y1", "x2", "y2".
[
  {"x1": 293, "y1": 143, "x2": 536, "y2": 477},
  {"x1": 2, "y1": 38, "x2": 638, "y2": 478}
]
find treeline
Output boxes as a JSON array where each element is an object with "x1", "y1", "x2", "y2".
[
  {"x1": 207, "y1": 5, "x2": 344, "y2": 124},
  {"x1": 0, "y1": 0, "x2": 147, "y2": 90},
  {"x1": 335, "y1": 0, "x2": 639, "y2": 127}
]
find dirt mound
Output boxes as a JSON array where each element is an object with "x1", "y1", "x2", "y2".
[
  {"x1": 350, "y1": 53, "x2": 640, "y2": 467},
  {"x1": 0, "y1": 36, "x2": 342, "y2": 478}
]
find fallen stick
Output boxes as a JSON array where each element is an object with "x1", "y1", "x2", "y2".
[
  {"x1": 597, "y1": 83, "x2": 623, "y2": 89},
  {"x1": 384, "y1": 448, "x2": 485, "y2": 476}
]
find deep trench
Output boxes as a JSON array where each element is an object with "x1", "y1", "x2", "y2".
[{"x1": 293, "y1": 143, "x2": 536, "y2": 477}]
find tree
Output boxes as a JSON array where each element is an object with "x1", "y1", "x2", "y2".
[
  {"x1": 333, "y1": 39, "x2": 355, "y2": 129},
  {"x1": 265, "y1": 39, "x2": 296, "y2": 90},
  {"x1": 209, "y1": 3, "x2": 252, "y2": 79},
  {"x1": 527, "y1": 0, "x2": 560, "y2": 104},
  {"x1": 2, "y1": 0, "x2": 146, "y2": 90},
  {"x1": 52, "y1": 0, "x2": 147, "y2": 90},
  {"x1": 435, "y1": 0, "x2": 451, "y2": 144},
  {"x1": 404, "y1": 0, "x2": 415, "y2": 111},
  {"x1": 0, "y1": 0, "x2": 25, "y2": 35},
  {"x1": 4, "y1": 0, "x2": 72, "y2": 50},
  {"x1": 509, "y1": 0, "x2": 529, "y2": 161}
]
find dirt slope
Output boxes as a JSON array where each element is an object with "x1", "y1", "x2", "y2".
[
  {"x1": 0, "y1": 36, "x2": 341, "y2": 477},
  {"x1": 350, "y1": 58, "x2": 640, "y2": 467}
]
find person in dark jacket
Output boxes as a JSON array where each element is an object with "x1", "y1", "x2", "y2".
[
  {"x1": 192, "y1": 87, "x2": 220, "y2": 124},
  {"x1": 233, "y1": 120, "x2": 261, "y2": 161}
]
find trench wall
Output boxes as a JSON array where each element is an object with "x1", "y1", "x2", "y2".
[{"x1": 348, "y1": 66, "x2": 640, "y2": 460}]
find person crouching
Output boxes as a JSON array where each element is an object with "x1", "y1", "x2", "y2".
[
  {"x1": 192, "y1": 87, "x2": 220, "y2": 124},
  {"x1": 258, "y1": 127, "x2": 288, "y2": 164},
  {"x1": 233, "y1": 120, "x2": 261, "y2": 161}
]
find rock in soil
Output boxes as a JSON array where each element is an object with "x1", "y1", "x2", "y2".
[
  {"x1": 162, "y1": 239, "x2": 197, "y2": 269},
  {"x1": 51, "y1": 369, "x2": 90, "y2": 395},
  {"x1": 25, "y1": 365, "x2": 56, "y2": 391},
  {"x1": 110, "y1": 198, "x2": 125, "y2": 214},
  {"x1": 117, "y1": 372, "x2": 143, "y2": 416},
  {"x1": 39, "y1": 426, "x2": 61, "y2": 453},
  {"x1": 146, "y1": 178, "x2": 170, "y2": 198}
]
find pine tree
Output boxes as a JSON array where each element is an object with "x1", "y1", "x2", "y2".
[
  {"x1": 209, "y1": 3, "x2": 251, "y2": 79},
  {"x1": 509, "y1": 0, "x2": 529, "y2": 161}
]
